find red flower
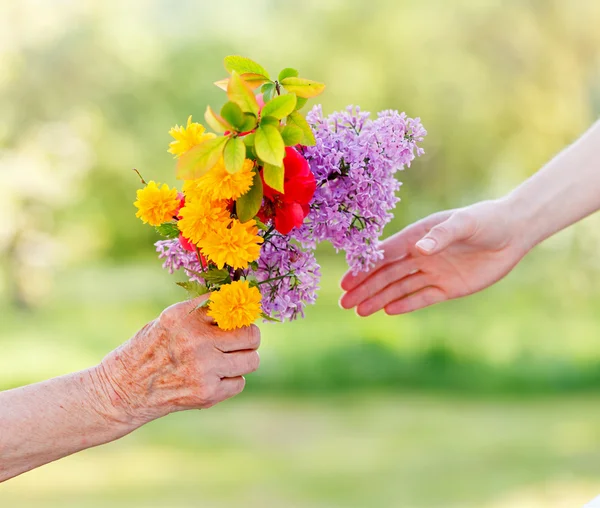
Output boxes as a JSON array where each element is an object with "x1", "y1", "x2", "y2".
[{"x1": 260, "y1": 147, "x2": 316, "y2": 234}]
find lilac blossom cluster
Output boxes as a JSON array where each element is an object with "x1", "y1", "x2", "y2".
[
  {"x1": 294, "y1": 105, "x2": 426, "y2": 274},
  {"x1": 255, "y1": 233, "x2": 320, "y2": 321},
  {"x1": 155, "y1": 239, "x2": 204, "y2": 283}
]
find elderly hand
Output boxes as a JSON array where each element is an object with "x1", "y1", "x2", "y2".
[{"x1": 95, "y1": 295, "x2": 261, "y2": 426}]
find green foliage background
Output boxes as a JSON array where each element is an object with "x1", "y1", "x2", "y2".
[{"x1": 2, "y1": 1, "x2": 600, "y2": 506}]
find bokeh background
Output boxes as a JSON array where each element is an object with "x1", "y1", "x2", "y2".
[{"x1": 2, "y1": 0, "x2": 600, "y2": 506}]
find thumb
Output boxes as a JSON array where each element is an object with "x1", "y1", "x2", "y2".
[{"x1": 415, "y1": 212, "x2": 473, "y2": 255}]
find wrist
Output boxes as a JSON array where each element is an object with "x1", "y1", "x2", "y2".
[
  {"x1": 499, "y1": 189, "x2": 547, "y2": 254},
  {"x1": 86, "y1": 363, "x2": 149, "y2": 433}
]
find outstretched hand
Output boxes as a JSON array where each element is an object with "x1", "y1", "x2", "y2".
[{"x1": 340, "y1": 199, "x2": 529, "y2": 316}]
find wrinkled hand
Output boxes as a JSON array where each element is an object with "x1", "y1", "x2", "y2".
[
  {"x1": 95, "y1": 296, "x2": 260, "y2": 426},
  {"x1": 340, "y1": 199, "x2": 530, "y2": 316}
]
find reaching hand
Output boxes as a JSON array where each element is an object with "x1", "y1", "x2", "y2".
[{"x1": 340, "y1": 199, "x2": 530, "y2": 316}]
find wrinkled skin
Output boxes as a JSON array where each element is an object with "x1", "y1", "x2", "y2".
[{"x1": 96, "y1": 296, "x2": 261, "y2": 425}]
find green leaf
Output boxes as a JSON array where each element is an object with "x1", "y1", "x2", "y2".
[
  {"x1": 263, "y1": 163, "x2": 285, "y2": 193},
  {"x1": 261, "y1": 93, "x2": 297, "y2": 120},
  {"x1": 204, "y1": 106, "x2": 230, "y2": 133},
  {"x1": 223, "y1": 137, "x2": 246, "y2": 174},
  {"x1": 224, "y1": 55, "x2": 270, "y2": 80},
  {"x1": 286, "y1": 111, "x2": 316, "y2": 146},
  {"x1": 236, "y1": 170, "x2": 263, "y2": 223},
  {"x1": 221, "y1": 101, "x2": 244, "y2": 130},
  {"x1": 227, "y1": 71, "x2": 259, "y2": 116},
  {"x1": 242, "y1": 133, "x2": 256, "y2": 147},
  {"x1": 280, "y1": 124, "x2": 304, "y2": 146},
  {"x1": 262, "y1": 82, "x2": 275, "y2": 102},
  {"x1": 294, "y1": 97, "x2": 308, "y2": 110},
  {"x1": 254, "y1": 124, "x2": 285, "y2": 166},
  {"x1": 280, "y1": 77, "x2": 326, "y2": 98},
  {"x1": 176, "y1": 136, "x2": 228, "y2": 180},
  {"x1": 261, "y1": 82, "x2": 274, "y2": 93},
  {"x1": 155, "y1": 222, "x2": 180, "y2": 239},
  {"x1": 260, "y1": 312, "x2": 280, "y2": 322},
  {"x1": 202, "y1": 268, "x2": 231, "y2": 285},
  {"x1": 176, "y1": 281, "x2": 209, "y2": 299},
  {"x1": 278, "y1": 68, "x2": 299, "y2": 81},
  {"x1": 239, "y1": 113, "x2": 258, "y2": 133},
  {"x1": 260, "y1": 116, "x2": 280, "y2": 127}
]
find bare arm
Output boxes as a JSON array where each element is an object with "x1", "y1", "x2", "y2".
[
  {"x1": 0, "y1": 296, "x2": 261, "y2": 482},
  {"x1": 340, "y1": 120, "x2": 600, "y2": 315},
  {"x1": 0, "y1": 368, "x2": 135, "y2": 481}
]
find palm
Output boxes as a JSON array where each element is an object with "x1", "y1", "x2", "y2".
[{"x1": 340, "y1": 201, "x2": 527, "y2": 315}]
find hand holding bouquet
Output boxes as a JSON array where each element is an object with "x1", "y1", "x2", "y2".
[{"x1": 134, "y1": 56, "x2": 426, "y2": 329}]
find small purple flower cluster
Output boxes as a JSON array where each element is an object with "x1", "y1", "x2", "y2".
[
  {"x1": 293, "y1": 105, "x2": 426, "y2": 274},
  {"x1": 155, "y1": 239, "x2": 204, "y2": 283},
  {"x1": 255, "y1": 233, "x2": 320, "y2": 321}
]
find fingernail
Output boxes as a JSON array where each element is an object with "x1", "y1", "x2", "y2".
[{"x1": 416, "y1": 238, "x2": 436, "y2": 253}]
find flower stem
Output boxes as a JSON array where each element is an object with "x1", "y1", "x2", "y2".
[{"x1": 256, "y1": 272, "x2": 293, "y2": 286}]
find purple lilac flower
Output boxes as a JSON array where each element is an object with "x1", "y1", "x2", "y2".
[
  {"x1": 292, "y1": 105, "x2": 426, "y2": 274},
  {"x1": 155, "y1": 239, "x2": 204, "y2": 283},
  {"x1": 256, "y1": 233, "x2": 320, "y2": 321}
]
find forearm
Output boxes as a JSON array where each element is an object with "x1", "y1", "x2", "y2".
[
  {"x1": 506, "y1": 120, "x2": 600, "y2": 250},
  {"x1": 0, "y1": 366, "x2": 137, "y2": 482}
]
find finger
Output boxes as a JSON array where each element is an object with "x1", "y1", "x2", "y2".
[
  {"x1": 215, "y1": 376, "x2": 246, "y2": 402},
  {"x1": 340, "y1": 256, "x2": 419, "y2": 309},
  {"x1": 340, "y1": 238, "x2": 411, "y2": 293},
  {"x1": 214, "y1": 324, "x2": 261, "y2": 353},
  {"x1": 339, "y1": 214, "x2": 448, "y2": 292},
  {"x1": 384, "y1": 287, "x2": 446, "y2": 315},
  {"x1": 415, "y1": 212, "x2": 475, "y2": 256},
  {"x1": 356, "y1": 273, "x2": 430, "y2": 316},
  {"x1": 218, "y1": 350, "x2": 260, "y2": 378}
]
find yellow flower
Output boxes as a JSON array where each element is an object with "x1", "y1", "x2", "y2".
[
  {"x1": 199, "y1": 219, "x2": 263, "y2": 270},
  {"x1": 168, "y1": 116, "x2": 216, "y2": 157},
  {"x1": 134, "y1": 181, "x2": 180, "y2": 227},
  {"x1": 183, "y1": 158, "x2": 255, "y2": 202},
  {"x1": 178, "y1": 199, "x2": 231, "y2": 246},
  {"x1": 208, "y1": 280, "x2": 262, "y2": 330}
]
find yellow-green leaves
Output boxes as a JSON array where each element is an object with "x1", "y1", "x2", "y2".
[
  {"x1": 205, "y1": 106, "x2": 230, "y2": 133},
  {"x1": 177, "y1": 56, "x2": 323, "y2": 183},
  {"x1": 255, "y1": 124, "x2": 285, "y2": 166},
  {"x1": 236, "y1": 170, "x2": 263, "y2": 222},
  {"x1": 227, "y1": 71, "x2": 259, "y2": 116},
  {"x1": 281, "y1": 124, "x2": 304, "y2": 146},
  {"x1": 287, "y1": 111, "x2": 316, "y2": 146},
  {"x1": 176, "y1": 136, "x2": 227, "y2": 180},
  {"x1": 221, "y1": 101, "x2": 244, "y2": 130},
  {"x1": 224, "y1": 55, "x2": 270, "y2": 80},
  {"x1": 223, "y1": 136, "x2": 246, "y2": 174},
  {"x1": 280, "y1": 77, "x2": 326, "y2": 98},
  {"x1": 278, "y1": 68, "x2": 299, "y2": 81},
  {"x1": 262, "y1": 93, "x2": 297, "y2": 119},
  {"x1": 263, "y1": 163, "x2": 285, "y2": 192}
]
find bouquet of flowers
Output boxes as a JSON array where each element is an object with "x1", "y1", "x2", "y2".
[{"x1": 134, "y1": 56, "x2": 426, "y2": 330}]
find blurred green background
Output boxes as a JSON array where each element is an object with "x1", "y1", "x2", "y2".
[{"x1": 2, "y1": 1, "x2": 600, "y2": 506}]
